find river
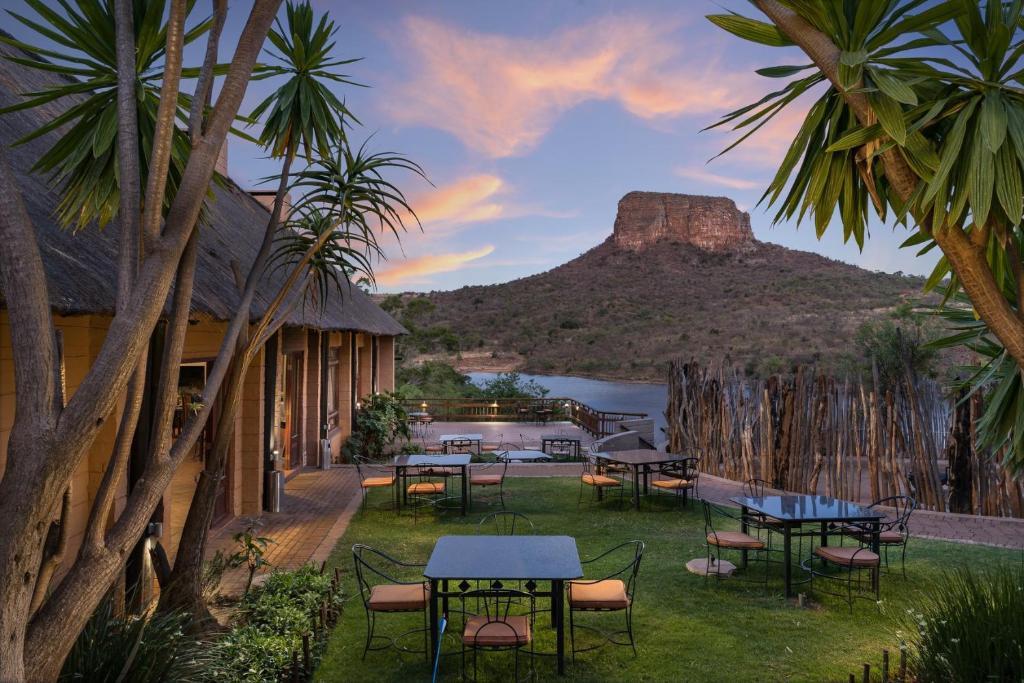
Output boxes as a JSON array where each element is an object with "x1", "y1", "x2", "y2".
[{"x1": 467, "y1": 372, "x2": 669, "y2": 443}]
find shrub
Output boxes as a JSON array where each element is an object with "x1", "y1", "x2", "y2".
[
  {"x1": 60, "y1": 600, "x2": 211, "y2": 682},
  {"x1": 904, "y1": 565, "x2": 1024, "y2": 682},
  {"x1": 211, "y1": 565, "x2": 343, "y2": 682},
  {"x1": 342, "y1": 391, "x2": 411, "y2": 461}
]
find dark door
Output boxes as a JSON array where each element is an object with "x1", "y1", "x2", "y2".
[{"x1": 284, "y1": 352, "x2": 304, "y2": 470}]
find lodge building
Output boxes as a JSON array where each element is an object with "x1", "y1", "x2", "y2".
[{"x1": 0, "y1": 39, "x2": 405, "y2": 567}]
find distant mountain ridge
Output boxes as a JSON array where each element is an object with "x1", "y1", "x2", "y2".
[{"x1": 392, "y1": 192, "x2": 928, "y2": 382}]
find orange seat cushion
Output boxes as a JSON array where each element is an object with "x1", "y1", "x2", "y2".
[
  {"x1": 582, "y1": 473, "x2": 620, "y2": 487},
  {"x1": 707, "y1": 531, "x2": 765, "y2": 550},
  {"x1": 367, "y1": 583, "x2": 429, "y2": 611},
  {"x1": 568, "y1": 579, "x2": 630, "y2": 610},
  {"x1": 651, "y1": 478, "x2": 693, "y2": 490},
  {"x1": 471, "y1": 475, "x2": 503, "y2": 486},
  {"x1": 814, "y1": 545, "x2": 880, "y2": 567},
  {"x1": 361, "y1": 476, "x2": 395, "y2": 488},
  {"x1": 462, "y1": 615, "x2": 531, "y2": 647},
  {"x1": 847, "y1": 529, "x2": 904, "y2": 544},
  {"x1": 408, "y1": 481, "x2": 445, "y2": 495}
]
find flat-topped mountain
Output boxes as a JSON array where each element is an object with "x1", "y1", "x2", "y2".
[
  {"x1": 613, "y1": 191, "x2": 754, "y2": 252},
  {"x1": 389, "y1": 192, "x2": 930, "y2": 381}
]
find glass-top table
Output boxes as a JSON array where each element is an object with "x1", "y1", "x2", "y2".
[
  {"x1": 729, "y1": 494, "x2": 885, "y2": 597},
  {"x1": 387, "y1": 454, "x2": 472, "y2": 515},
  {"x1": 593, "y1": 450, "x2": 686, "y2": 509},
  {"x1": 541, "y1": 435, "x2": 582, "y2": 460},
  {"x1": 497, "y1": 449, "x2": 552, "y2": 462},
  {"x1": 425, "y1": 535, "x2": 582, "y2": 675},
  {"x1": 438, "y1": 433, "x2": 483, "y2": 454}
]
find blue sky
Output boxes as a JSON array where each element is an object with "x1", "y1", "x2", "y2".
[{"x1": 8, "y1": 0, "x2": 940, "y2": 291}]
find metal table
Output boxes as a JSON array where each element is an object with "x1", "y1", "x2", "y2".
[
  {"x1": 387, "y1": 454, "x2": 471, "y2": 516},
  {"x1": 541, "y1": 435, "x2": 582, "y2": 460},
  {"x1": 593, "y1": 450, "x2": 684, "y2": 509},
  {"x1": 439, "y1": 433, "x2": 483, "y2": 454},
  {"x1": 729, "y1": 494, "x2": 884, "y2": 598},
  {"x1": 497, "y1": 449, "x2": 552, "y2": 463},
  {"x1": 424, "y1": 535, "x2": 583, "y2": 676}
]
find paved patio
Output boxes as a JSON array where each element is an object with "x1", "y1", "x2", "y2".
[
  {"x1": 408, "y1": 420, "x2": 595, "y2": 450},
  {"x1": 207, "y1": 459, "x2": 1024, "y2": 602}
]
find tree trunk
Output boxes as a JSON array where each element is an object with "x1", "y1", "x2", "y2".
[{"x1": 158, "y1": 354, "x2": 247, "y2": 621}]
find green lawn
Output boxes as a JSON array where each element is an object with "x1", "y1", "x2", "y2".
[{"x1": 316, "y1": 478, "x2": 1018, "y2": 682}]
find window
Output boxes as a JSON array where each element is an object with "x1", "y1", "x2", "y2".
[{"x1": 326, "y1": 351, "x2": 339, "y2": 431}]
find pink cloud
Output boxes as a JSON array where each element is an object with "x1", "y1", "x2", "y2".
[
  {"x1": 408, "y1": 174, "x2": 505, "y2": 231},
  {"x1": 382, "y1": 15, "x2": 753, "y2": 157},
  {"x1": 674, "y1": 166, "x2": 762, "y2": 190},
  {"x1": 376, "y1": 245, "x2": 496, "y2": 286}
]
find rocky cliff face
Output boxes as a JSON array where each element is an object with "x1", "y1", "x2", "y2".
[{"x1": 612, "y1": 191, "x2": 755, "y2": 252}]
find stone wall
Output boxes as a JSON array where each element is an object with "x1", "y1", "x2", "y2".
[{"x1": 612, "y1": 191, "x2": 754, "y2": 252}]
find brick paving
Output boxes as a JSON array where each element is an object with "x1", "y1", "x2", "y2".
[
  {"x1": 207, "y1": 466, "x2": 361, "y2": 598},
  {"x1": 207, "y1": 458, "x2": 1022, "y2": 602}
]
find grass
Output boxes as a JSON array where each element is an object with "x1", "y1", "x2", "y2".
[{"x1": 316, "y1": 478, "x2": 1019, "y2": 682}]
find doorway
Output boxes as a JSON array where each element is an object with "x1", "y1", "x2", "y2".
[{"x1": 283, "y1": 352, "x2": 304, "y2": 470}]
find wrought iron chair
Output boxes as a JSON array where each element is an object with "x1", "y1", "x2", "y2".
[
  {"x1": 578, "y1": 453, "x2": 625, "y2": 507},
  {"x1": 800, "y1": 536, "x2": 880, "y2": 612},
  {"x1": 702, "y1": 501, "x2": 770, "y2": 587},
  {"x1": 469, "y1": 457, "x2": 509, "y2": 510},
  {"x1": 842, "y1": 495, "x2": 916, "y2": 577},
  {"x1": 743, "y1": 478, "x2": 783, "y2": 549},
  {"x1": 567, "y1": 540, "x2": 645, "y2": 660},
  {"x1": 353, "y1": 455, "x2": 397, "y2": 511},
  {"x1": 445, "y1": 438, "x2": 475, "y2": 455},
  {"x1": 405, "y1": 464, "x2": 450, "y2": 522},
  {"x1": 459, "y1": 588, "x2": 536, "y2": 682},
  {"x1": 477, "y1": 511, "x2": 534, "y2": 536},
  {"x1": 352, "y1": 544, "x2": 430, "y2": 661},
  {"x1": 650, "y1": 457, "x2": 700, "y2": 507}
]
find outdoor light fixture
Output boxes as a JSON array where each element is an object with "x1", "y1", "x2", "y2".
[
  {"x1": 421, "y1": 402, "x2": 428, "y2": 409},
  {"x1": 146, "y1": 521, "x2": 163, "y2": 538}
]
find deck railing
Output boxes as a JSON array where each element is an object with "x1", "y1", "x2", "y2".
[{"x1": 398, "y1": 397, "x2": 647, "y2": 438}]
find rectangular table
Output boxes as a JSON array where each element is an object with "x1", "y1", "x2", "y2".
[
  {"x1": 424, "y1": 535, "x2": 583, "y2": 675},
  {"x1": 388, "y1": 454, "x2": 471, "y2": 516},
  {"x1": 729, "y1": 494, "x2": 884, "y2": 598},
  {"x1": 541, "y1": 435, "x2": 582, "y2": 460},
  {"x1": 593, "y1": 450, "x2": 684, "y2": 509},
  {"x1": 439, "y1": 433, "x2": 483, "y2": 455}
]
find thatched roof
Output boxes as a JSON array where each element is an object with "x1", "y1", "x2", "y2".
[{"x1": 0, "y1": 38, "x2": 406, "y2": 336}]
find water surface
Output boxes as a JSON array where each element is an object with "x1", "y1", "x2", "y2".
[{"x1": 468, "y1": 372, "x2": 669, "y2": 443}]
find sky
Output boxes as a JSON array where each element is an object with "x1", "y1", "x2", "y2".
[{"x1": 10, "y1": 0, "x2": 941, "y2": 292}]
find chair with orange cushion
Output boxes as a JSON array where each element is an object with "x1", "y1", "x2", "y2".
[
  {"x1": 353, "y1": 455, "x2": 396, "y2": 510},
  {"x1": 352, "y1": 544, "x2": 431, "y2": 661},
  {"x1": 801, "y1": 540, "x2": 881, "y2": 612},
  {"x1": 578, "y1": 453, "x2": 625, "y2": 507},
  {"x1": 841, "y1": 495, "x2": 916, "y2": 577},
  {"x1": 459, "y1": 588, "x2": 536, "y2": 682},
  {"x1": 650, "y1": 457, "x2": 700, "y2": 507},
  {"x1": 567, "y1": 540, "x2": 644, "y2": 660},
  {"x1": 469, "y1": 457, "x2": 509, "y2": 510},
  {"x1": 702, "y1": 501, "x2": 770, "y2": 587},
  {"x1": 406, "y1": 464, "x2": 449, "y2": 522}
]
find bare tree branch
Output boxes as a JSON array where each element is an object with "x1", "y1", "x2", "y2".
[
  {"x1": 28, "y1": 487, "x2": 71, "y2": 617},
  {"x1": 141, "y1": 0, "x2": 187, "y2": 243},
  {"x1": 188, "y1": 0, "x2": 228, "y2": 142}
]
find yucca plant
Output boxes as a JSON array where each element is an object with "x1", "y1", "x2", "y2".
[
  {"x1": 0, "y1": 0, "x2": 211, "y2": 229},
  {"x1": 902, "y1": 565, "x2": 1024, "y2": 681},
  {"x1": 709, "y1": 0, "x2": 1024, "y2": 474}
]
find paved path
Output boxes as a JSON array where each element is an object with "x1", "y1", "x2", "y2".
[
  {"x1": 207, "y1": 460, "x2": 1023, "y2": 601},
  {"x1": 503, "y1": 463, "x2": 1024, "y2": 550},
  {"x1": 207, "y1": 467, "x2": 361, "y2": 597}
]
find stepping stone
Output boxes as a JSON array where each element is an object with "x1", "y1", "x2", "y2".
[{"x1": 686, "y1": 557, "x2": 736, "y2": 577}]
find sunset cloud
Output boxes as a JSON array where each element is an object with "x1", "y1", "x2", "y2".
[
  {"x1": 408, "y1": 174, "x2": 505, "y2": 231},
  {"x1": 382, "y1": 15, "x2": 752, "y2": 157},
  {"x1": 674, "y1": 167, "x2": 762, "y2": 191},
  {"x1": 376, "y1": 245, "x2": 496, "y2": 286}
]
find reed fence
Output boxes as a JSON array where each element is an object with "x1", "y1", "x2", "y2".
[{"x1": 666, "y1": 361, "x2": 1023, "y2": 518}]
